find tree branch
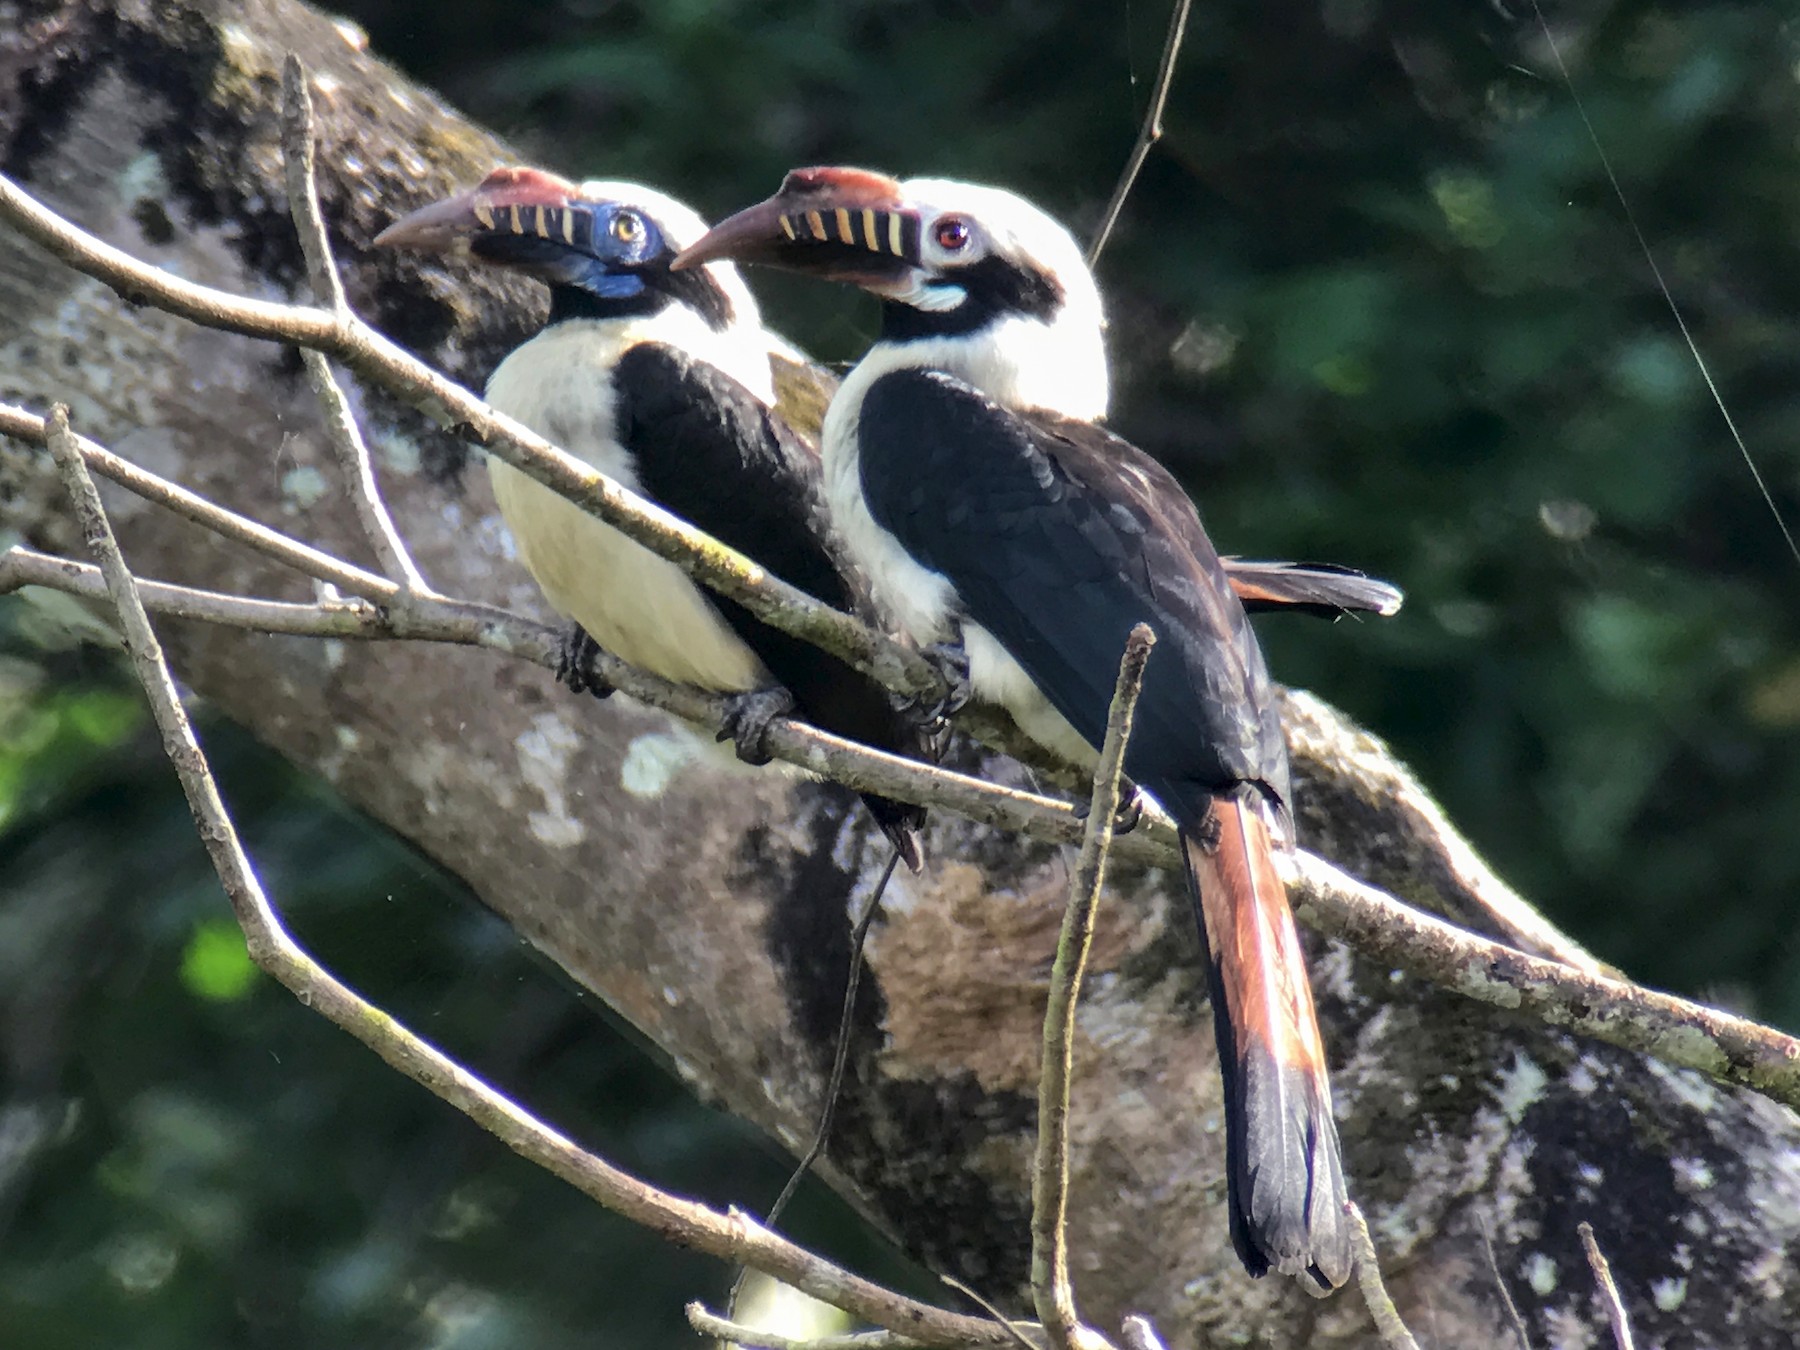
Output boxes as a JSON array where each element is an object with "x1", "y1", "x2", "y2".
[
  {"x1": 41, "y1": 400, "x2": 1017, "y2": 1350},
  {"x1": 0, "y1": 171, "x2": 940, "y2": 701},
  {"x1": 7, "y1": 394, "x2": 1799, "y2": 1114},
  {"x1": 1032, "y1": 626, "x2": 1155, "y2": 1350},
  {"x1": 280, "y1": 56, "x2": 431, "y2": 594}
]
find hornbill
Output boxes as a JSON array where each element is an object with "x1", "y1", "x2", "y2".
[
  {"x1": 677, "y1": 168, "x2": 1361, "y2": 1289},
  {"x1": 374, "y1": 167, "x2": 932, "y2": 868}
]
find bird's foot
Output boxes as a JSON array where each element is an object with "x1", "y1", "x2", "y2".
[
  {"x1": 1072, "y1": 778, "x2": 1145, "y2": 835},
  {"x1": 911, "y1": 641, "x2": 972, "y2": 726},
  {"x1": 718, "y1": 686, "x2": 797, "y2": 766},
  {"x1": 555, "y1": 625, "x2": 614, "y2": 699}
]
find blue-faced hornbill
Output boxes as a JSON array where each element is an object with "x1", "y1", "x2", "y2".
[
  {"x1": 374, "y1": 167, "x2": 933, "y2": 868},
  {"x1": 676, "y1": 168, "x2": 1365, "y2": 1289}
]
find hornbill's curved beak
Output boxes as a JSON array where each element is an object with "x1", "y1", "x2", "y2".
[
  {"x1": 374, "y1": 166, "x2": 583, "y2": 253},
  {"x1": 672, "y1": 166, "x2": 919, "y2": 284}
]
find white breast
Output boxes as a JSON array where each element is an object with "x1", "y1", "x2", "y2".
[
  {"x1": 822, "y1": 343, "x2": 1097, "y2": 765},
  {"x1": 484, "y1": 315, "x2": 771, "y2": 693}
]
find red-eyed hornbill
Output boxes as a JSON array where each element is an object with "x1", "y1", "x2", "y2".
[
  {"x1": 676, "y1": 168, "x2": 1363, "y2": 1289},
  {"x1": 374, "y1": 168, "x2": 933, "y2": 868}
]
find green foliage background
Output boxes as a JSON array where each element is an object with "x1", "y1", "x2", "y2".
[{"x1": 4, "y1": 0, "x2": 1797, "y2": 1344}]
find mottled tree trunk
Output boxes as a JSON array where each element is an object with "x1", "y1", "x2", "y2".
[{"x1": 2, "y1": 2, "x2": 1796, "y2": 1344}]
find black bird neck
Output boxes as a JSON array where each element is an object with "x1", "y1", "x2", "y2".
[
  {"x1": 547, "y1": 265, "x2": 736, "y2": 332},
  {"x1": 548, "y1": 285, "x2": 666, "y2": 326}
]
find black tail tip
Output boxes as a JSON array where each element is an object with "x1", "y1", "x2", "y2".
[
  {"x1": 1231, "y1": 1204, "x2": 1352, "y2": 1293},
  {"x1": 1226, "y1": 1055, "x2": 1354, "y2": 1291}
]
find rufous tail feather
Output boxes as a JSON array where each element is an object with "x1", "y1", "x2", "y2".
[{"x1": 1182, "y1": 795, "x2": 1350, "y2": 1290}]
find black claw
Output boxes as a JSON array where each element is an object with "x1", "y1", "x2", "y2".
[
  {"x1": 1073, "y1": 779, "x2": 1145, "y2": 834},
  {"x1": 1113, "y1": 782, "x2": 1145, "y2": 835},
  {"x1": 555, "y1": 625, "x2": 613, "y2": 699},
  {"x1": 718, "y1": 686, "x2": 797, "y2": 766},
  {"x1": 913, "y1": 640, "x2": 972, "y2": 723}
]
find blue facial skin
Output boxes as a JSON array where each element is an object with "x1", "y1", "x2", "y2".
[
  {"x1": 471, "y1": 198, "x2": 733, "y2": 331},
  {"x1": 470, "y1": 200, "x2": 668, "y2": 301}
]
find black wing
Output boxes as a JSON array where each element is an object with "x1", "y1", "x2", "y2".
[
  {"x1": 612, "y1": 343, "x2": 927, "y2": 853},
  {"x1": 857, "y1": 368, "x2": 1288, "y2": 818}
]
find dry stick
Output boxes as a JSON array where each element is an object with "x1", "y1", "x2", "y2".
[
  {"x1": 5, "y1": 236, "x2": 1799, "y2": 1115},
  {"x1": 763, "y1": 850, "x2": 901, "y2": 1228},
  {"x1": 0, "y1": 173, "x2": 938, "y2": 703},
  {"x1": 1031, "y1": 625, "x2": 1155, "y2": 1350},
  {"x1": 1086, "y1": 0, "x2": 1193, "y2": 265},
  {"x1": 1577, "y1": 1223, "x2": 1637, "y2": 1350},
  {"x1": 685, "y1": 1304, "x2": 933, "y2": 1350},
  {"x1": 1477, "y1": 1213, "x2": 1533, "y2": 1350},
  {"x1": 11, "y1": 443, "x2": 1800, "y2": 1117},
  {"x1": 10, "y1": 428, "x2": 1800, "y2": 1117},
  {"x1": 1, "y1": 546, "x2": 397, "y2": 636},
  {"x1": 280, "y1": 56, "x2": 431, "y2": 596},
  {"x1": 1347, "y1": 1203, "x2": 1421, "y2": 1350},
  {"x1": 1290, "y1": 854, "x2": 1800, "y2": 1110},
  {"x1": 723, "y1": 850, "x2": 904, "y2": 1332},
  {"x1": 938, "y1": 1277, "x2": 1041, "y2": 1350},
  {"x1": 0, "y1": 403, "x2": 400, "y2": 601},
  {"x1": 38, "y1": 405, "x2": 1020, "y2": 1350}
]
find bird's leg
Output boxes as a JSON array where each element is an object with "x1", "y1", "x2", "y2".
[
  {"x1": 1072, "y1": 775, "x2": 1146, "y2": 834},
  {"x1": 555, "y1": 623, "x2": 614, "y2": 699},
  {"x1": 717, "y1": 685, "x2": 797, "y2": 766},
  {"x1": 914, "y1": 638, "x2": 972, "y2": 725},
  {"x1": 1112, "y1": 778, "x2": 1146, "y2": 834}
]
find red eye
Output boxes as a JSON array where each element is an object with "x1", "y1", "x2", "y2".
[{"x1": 933, "y1": 217, "x2": 972, "y2": 251}]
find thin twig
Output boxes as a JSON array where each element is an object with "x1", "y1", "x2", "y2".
[
  {"x1": 938, "y1": 1277, "x2": 1042, "y2": 1350},
  {"x1": 727, "y1": 849, "x2": 904, "y2": 1327},
  {"x1": 1087, "y1": 0, "x2": 1192, "y2": 265},
  {"x1": 281, "y1": 56, "x2": 430, "y2": 594},
  {"x1": 0, "y1": 172, "x2": 941, "y2": 701},
  {"x1": 1577, "y1": 1222, "x2": 1636, "y2": 1350},
  {"x1": 298, "y1": 348, "x2": 434, "y2": 590},
  {"x1": 686, "y1": 1303, "x2": 933, "y2": 1350},
  {"x1": 1032, "y1": 624, "x2": 1154, "y2": 1350},
  {"x1": 764, "y1": 849, "x2": 901, "y2": 1228},
  {"x1": 1477, "y1": 1213, "x2": 1532, "y2": 1350},
  {"x1": 1, "y1": 403, "x2": 399, "y2": 601},
  {"x1": 39, "y1": 399, "x2": 1019, "y2": 1350},
  {"x1": 1347, "y1": 1203, "x2": 1420, "y2": 1350},
  {"x1": 12, "y1": 408, "x2": 1800, "y2": 1119}
]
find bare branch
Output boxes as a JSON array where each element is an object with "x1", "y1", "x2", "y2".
[
  {"x1": 40, "y1": 399, "x2": 1022, "y2": 1350},
  {"x1": 686, "y1": 1303, "x2": 945, "y2": 1350},
  {"x1": 15, "y1": 403, "x2": 1800, "y2": 1117},
  {"x1": 279, "y1": 54, "x2": 348, "y2": 316},
  {"x1": 1347, "y1": 1204, "x2": 1420, "y2": 1350},
  {"x1": 1, "y1": 402, "x2": 399, "y2": 601},
  {"x1": 1291, "y1": 853, "x2": 1800, "y2": 1109},
  {"x1": 1477, "y1": 1213, "x2": 1533, "y2": 1350},
  {"x1": 1032, "y1": 625, "x2": 1154, "y2": 1350},
  {"x1": 1578, "y1": 1222, "x2": 1637, "y2": 1350},
  {"x1": 280, "y1": 56, "x2": 430, "y2": 594},
  {"x1": 1087, "y1": 0, "x2": 1192, "y2": 265},
  {"x1": 9, "y1": 181, "x2": 1800, "y2": 1122},
  {"x1": 938, "y1": 1278, "x2": 1041, "y2": 1350},
  {"x1": 0, "y1": 172, "x2": 941, "y2": 701}
]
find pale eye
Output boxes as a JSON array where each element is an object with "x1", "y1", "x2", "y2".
[
  {"x1": 610, "y1": 211, "x2": 644, "y2": 244},
  {"x1": 933, "y1": 216, "x2": 972, "y2": 252}
]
